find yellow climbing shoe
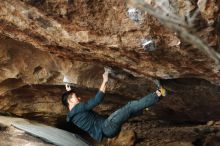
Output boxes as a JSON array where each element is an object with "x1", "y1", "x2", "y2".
[{"x1": 159, "y1": 86, "x2": 167, "y2": 97}]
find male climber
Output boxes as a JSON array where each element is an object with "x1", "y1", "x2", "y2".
[{"x1": 61, "y1": 69, "x2": 166, "y2": 143}]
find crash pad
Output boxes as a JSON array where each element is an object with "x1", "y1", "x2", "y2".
[{"x1": 12, "y1": 122, "x2": 91, "y2": 146}]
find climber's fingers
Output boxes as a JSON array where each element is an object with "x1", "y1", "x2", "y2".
[{"x1": 65, "y1": 84, "x2": 71, "y2": 91}]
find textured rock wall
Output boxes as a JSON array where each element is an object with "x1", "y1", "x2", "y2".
[
  {"x1": 0, "y1": 36, "x2": 156, "y2": 123},
  {"x1": 0, "y1": 0, "x2": 220, "y2": 125},
  {"x1": 0, "y1": 36, "x2": 220, "y2": 123},
  {"x1": 0, "y1": 0, "x2": 219, "y2": 82},
  {"x1": 0, "y1": 1, "x2": 220, "y2": 145}
]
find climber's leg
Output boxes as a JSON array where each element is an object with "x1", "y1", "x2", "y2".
[{"x1": 102, "y1": 91, "x2": 161, "y2": 137}]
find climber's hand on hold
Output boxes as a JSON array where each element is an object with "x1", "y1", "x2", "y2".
[
  {"x1": 65, "y1": 84, "x2": 71, "y2": 91},
  {"x1": 103, "y1": 71, "x2": 109, "y2": 83},
  {"x1": 100, "y1": 68, "x2": 110, "y2": 93}
]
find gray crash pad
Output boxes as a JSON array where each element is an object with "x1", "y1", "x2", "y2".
[{"x1": 12, "y1": 122, "x2": 91, "y2": 146}]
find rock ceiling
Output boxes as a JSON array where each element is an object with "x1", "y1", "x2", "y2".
[{"x1": 0, "y1": 0, "x2": 220, "y2": 122}]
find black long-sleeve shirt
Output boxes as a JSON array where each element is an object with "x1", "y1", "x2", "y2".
[{"x1": 66, "y1": 91, "x2": 106, "y2": 142}]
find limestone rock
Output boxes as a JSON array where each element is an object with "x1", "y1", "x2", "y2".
[
  {"x1": 0, "y1": 0, "x2": 219, "y2": 122},
  {"x1": 207, "y1": 120, "x2": 215, "y2": 126},
  {"x1": 0, "y1": 0, "x2": 219, "y2": 83},
  {"x1": 197, "y1": 0, "x2": 218, "y2": 24},
  {"x1": 106, "y1": 130, "x2": 136, "y2": 146},
  {"x1": 164, "y1": 142, "x2": 193, "y2": 146},
  {"x1": 0, "y1": 1, "x2": 220, "y2": 145}
]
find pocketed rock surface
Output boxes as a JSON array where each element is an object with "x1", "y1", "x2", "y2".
[{"x1": 0, "y1": 0, "x2": 220, "y2": 146}]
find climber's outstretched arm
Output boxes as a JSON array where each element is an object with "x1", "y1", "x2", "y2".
[{"x1": 77, "y1": 70, "x2": 109, "y2": 110}]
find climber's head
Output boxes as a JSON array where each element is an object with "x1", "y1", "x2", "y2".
[{"x1": 61, "y1": 89, "x2": 81, "y2": 110}]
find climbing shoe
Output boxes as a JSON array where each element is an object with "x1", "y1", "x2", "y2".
[{"x1": 159, "y1": 86, "x2": 167, "y2": 97}]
